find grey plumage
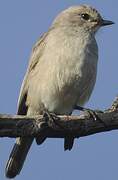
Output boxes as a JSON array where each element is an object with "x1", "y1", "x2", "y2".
[{"x1": 5, "y1": 4, "x2": 114, "y2": 178}]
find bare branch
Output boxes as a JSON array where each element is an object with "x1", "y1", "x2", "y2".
[{"x1": 0, "y1": 96, "x2": 118, "y2": 140}]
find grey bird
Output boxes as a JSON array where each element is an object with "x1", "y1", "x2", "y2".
[{"x1": 5, "y1": 4, "x2": 114, "y2": 178}]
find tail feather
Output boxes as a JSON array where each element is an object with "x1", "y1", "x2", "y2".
[
  {"x1": 5, "y1": 137, "x2": 33, "y2": 178},
  {"x1": 64, "y1": 137, "x2": 74, "y2": 151}
]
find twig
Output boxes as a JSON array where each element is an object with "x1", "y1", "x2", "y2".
[{"x1": 0, "y1": 96, "x2": 118, "y2": 140}]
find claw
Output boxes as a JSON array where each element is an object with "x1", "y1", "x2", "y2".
[
  {"x1": 35, "y1": 111, "x2": 50, "y2": 146},
  {"x1": 42, "y1": 110, "x2": 62, "y2": 128},
  {"x1": 74, "y1": 105, "x2": 107, "y2": 126},
  {"x1": 74, "y1": 105, "x2": 97, "y2": 120}
]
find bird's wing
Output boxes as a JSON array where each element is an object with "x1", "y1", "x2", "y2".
[{"x1": 17, "y1": 32, "x2": 49, "y2": 114}]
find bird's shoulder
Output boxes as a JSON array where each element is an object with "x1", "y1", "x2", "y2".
[{"x1": 28, "y1": 32, "x2": 48, "y2": 72}]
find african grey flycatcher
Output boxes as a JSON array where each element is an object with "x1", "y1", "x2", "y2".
[{"x1": 5, "y1": 5, "x2": 114, "y2": 178}]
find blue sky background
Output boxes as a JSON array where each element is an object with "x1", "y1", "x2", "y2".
[{"x1": 0, "y1": 0, "x2": 117, "y2": 179}]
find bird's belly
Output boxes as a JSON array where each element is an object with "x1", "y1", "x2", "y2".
[
  {"x1": 42, "y1": 65, "x2": 96, "y2": 115},
  {"x1": 27, "y1": 57, "x2": 96, "y2": 115}
]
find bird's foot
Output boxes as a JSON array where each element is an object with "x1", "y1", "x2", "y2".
[
  {"x1": 42, "y1": 110, "x2": 61, "y2": 128},
  {"x1": 36, "y1": 110, "x2": 52, "y2": 145},
  {"x1": 74, "y1": 105, "x2": 106, "y2": 126}
]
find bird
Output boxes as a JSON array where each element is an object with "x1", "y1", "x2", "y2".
[{"x1": 5, "y1": 4, "x2": 114, "y2": 178}]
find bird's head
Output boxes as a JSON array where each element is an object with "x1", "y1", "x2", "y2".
[{"x1": 52, "y1": 5, "x2": 114, "y2": 34}]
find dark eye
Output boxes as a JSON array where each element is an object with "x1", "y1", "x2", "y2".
[{"x1": 81, "y1": 13, "x2": 90, "y2": 20}]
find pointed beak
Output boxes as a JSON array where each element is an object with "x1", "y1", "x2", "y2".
[{"x1": 101, "y1": 19, "x2": 115, "y2": 26}]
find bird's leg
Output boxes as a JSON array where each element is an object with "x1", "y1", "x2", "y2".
[
  {"x1": 74, "y1": 105, "x2": 97, "y2": 120},
  {"x1": 42, "y1": 110, "x2": 63, "y2": 129},
  {"x1": 43, "y1": 110, "x2": 58, "y2": 123},
  {"x1": 74, "y1": 105, "x2": 106, "y2": 126},
  {"x1": 36, "y1": 109, "x2": 58, "y2": 131},
  {"x1": 35, "y1": 110, "x2": 50, "y2": 145},
  {"x1": 36, "y1": 110, "x2": 61, "y2": 145}
]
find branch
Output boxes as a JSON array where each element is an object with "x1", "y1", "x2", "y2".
[{"x1": 0, "y1": 96, "x2": 118, "y2": 140}]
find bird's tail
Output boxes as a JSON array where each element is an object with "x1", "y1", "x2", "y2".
[
  {"x1": 5, "y1": 137, "x2": 34, "y2": 178},
  {"x1": 64, "y1": 137, "x2": 74, "y2": 151}
]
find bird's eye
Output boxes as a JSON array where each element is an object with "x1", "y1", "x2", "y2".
[{"x1": 80, "y1": 13, "x2": 90, "y2": 20}]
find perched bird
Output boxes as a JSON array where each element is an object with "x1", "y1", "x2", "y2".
[{"x1": 5, "y1": 4, "x2": 114, "y2": 178}]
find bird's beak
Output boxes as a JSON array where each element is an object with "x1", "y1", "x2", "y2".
[{"x1": 101, "y1": 19, "x2": 115, "y2": 26}]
